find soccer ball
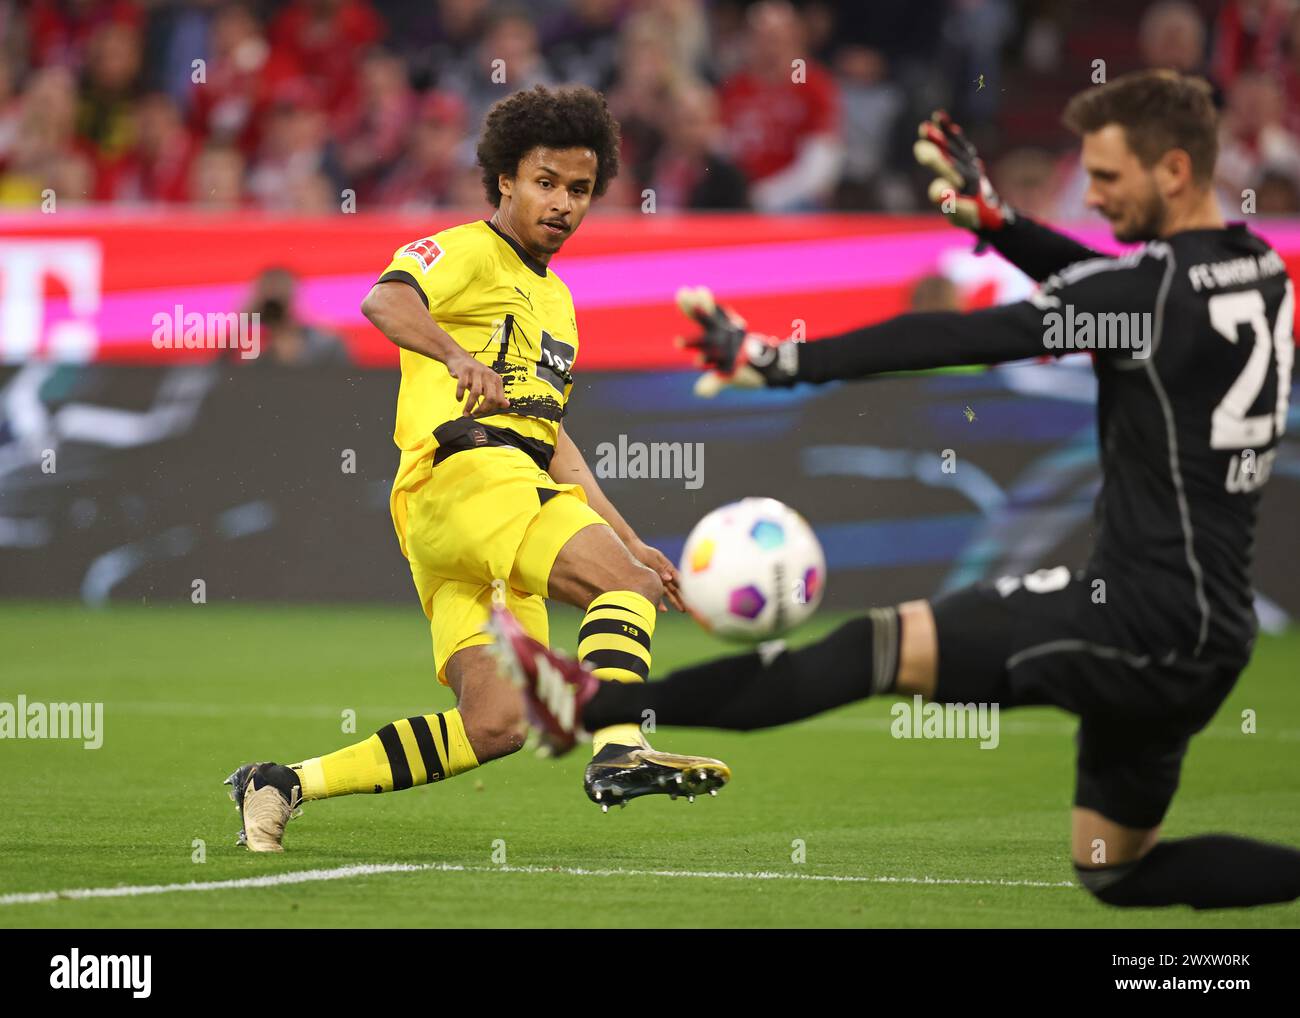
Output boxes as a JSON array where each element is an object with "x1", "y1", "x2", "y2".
[{"x1": 678, "y1": 497, "x2": 826, "y2": 642}]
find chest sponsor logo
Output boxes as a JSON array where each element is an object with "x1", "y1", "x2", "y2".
[{"x1": 537, "y1": 331, "x2": 575, "y2": 393}]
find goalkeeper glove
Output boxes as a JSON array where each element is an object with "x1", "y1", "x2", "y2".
[
  {"x1": 913, "y1": 110, "x2": 1013, "y2": 233},
  {"x1": 675, "y1": 286, "x2": 799, "y2": 398}
]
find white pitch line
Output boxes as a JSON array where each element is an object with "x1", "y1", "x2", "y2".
[{"x1": 0, "y1": 862, "x2": 1076, "y2": 907}]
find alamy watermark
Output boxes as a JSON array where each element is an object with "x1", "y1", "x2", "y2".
[
  {"x1": 1041, "y1": 305, "x2": 1151, "y2": 359},
  {"x1": 0, "y1": 695, "x2": 103, "y2": 748},
  {"x1": 152, "y1": 304, "x2": 260, "y2": 360},
  {"x1": 50, "y1": 950, "x2": 150, "y2": 997},
  {"x1": 891, "y1": 695, "x2": 999, "y2": 749},
  {"x1": 594, "y1": 435, "x2": 704, "y2": 490}
]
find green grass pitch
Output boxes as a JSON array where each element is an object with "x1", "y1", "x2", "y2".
[{"x1": 2, "y1": 601, "x2": 1297, "y2": 928}]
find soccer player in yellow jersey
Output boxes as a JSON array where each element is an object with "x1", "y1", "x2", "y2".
[{"x1": 224, "y1": 85, "x2": 729, "y2": 851}]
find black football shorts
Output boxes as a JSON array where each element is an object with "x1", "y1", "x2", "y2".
[{"x1": 929, "y1": 567, "x2": 1242, "y2": 828}]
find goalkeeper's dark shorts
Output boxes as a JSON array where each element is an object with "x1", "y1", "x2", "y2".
[{"x1": 929, "y1": 567, "x2": 1244, "y2": 829}]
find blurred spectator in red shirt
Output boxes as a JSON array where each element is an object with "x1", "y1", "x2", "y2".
[
  {"x1": 1279, "y1": 6, "x2": 1300, "y2": 138},
  {"x1": 268, "y1": 0, "x2": 384, "y2": 127},
  {"x1": 647, "y1": 80, "x2": 748, "y2": 211},
  {"x1": 189, "y1": 4, "x2": 299, "y2": 158},
  {"x1": 336, "y1": 49, "x2": 415, "y2": 194},
  {"x1": 719, "y1": 0, "x2": 842, "y2": 211},
  {"x1": 247, "y1": 84, "x2": 342, "y2": 211},
  {"x1": 1211, "y1": 0, "x2": 1290, "y2": 89},
  {"x1": 1216, "y1": 70, "x2": 1300, "y2": 203},
  {"x1": 107, "y1": 91, "x2": 196, "y2": 203},
  {"x1": 374, "y1": 90, "x2": 466, "y2": 211},
  {"x1": 26, "y1": 0, "x2": 141, "y2": 69}
]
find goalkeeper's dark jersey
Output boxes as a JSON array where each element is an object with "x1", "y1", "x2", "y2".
[{"x1": 798, "y1": 219, "x2": 1295, "y2": 667}]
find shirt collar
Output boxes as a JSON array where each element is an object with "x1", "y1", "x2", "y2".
[{"x1": 485, "y1": 219, "x2": 549, "y2": 278}]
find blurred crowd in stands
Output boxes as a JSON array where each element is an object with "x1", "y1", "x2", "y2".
[{"x1": 0, "y1": 0, "x2": 1297, "y2": 218}]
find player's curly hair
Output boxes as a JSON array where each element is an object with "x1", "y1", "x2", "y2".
[{"x1": 476, "y1": 84, "x2": 621, "y2": 207}]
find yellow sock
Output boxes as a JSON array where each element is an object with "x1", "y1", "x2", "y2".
[
  {"x1": 291, "y1": 708, "x2": 479, "y2": 800},
  {"x1": 578, "y1": 590, "x2": 656, "y2": 755}
]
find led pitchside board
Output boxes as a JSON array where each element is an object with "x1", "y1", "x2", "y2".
[
  {"x1": 1, "y1": 364, "x2": 1296, "y2": 630},
  {"x1": 2, "y1": 211, "x2": 1298, "y2": 368}
]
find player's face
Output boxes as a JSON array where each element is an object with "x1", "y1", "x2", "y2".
[
  {"x1": 1080, "y1": 125, "x2": 1167, "y2": 243},
  {"x1": 499, "y1": 146, "x2": 598, "y2": 259}
]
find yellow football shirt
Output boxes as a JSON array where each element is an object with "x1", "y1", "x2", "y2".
[{"x1": 378, "y1": 219, "x2": 580, "y2": 495}]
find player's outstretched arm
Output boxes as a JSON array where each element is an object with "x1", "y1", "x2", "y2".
[
  {"x1": 914, "y1": 110, "x2": 1103, "y2": 281},
  {"x1": 682, "y1": 242, "x2": 1167, "y2": 394},
  {"x1": 361, "y1": 280, "x2": 508, "y2": 416},
  {"x1": 679, "y1": 286, "x2": 1051, "y2": 395}
]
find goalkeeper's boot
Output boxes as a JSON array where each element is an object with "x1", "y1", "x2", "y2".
[
  {"x1": 486, "y1": 605, "x2": 731, "y2": 810},
  {"x1": 224, "y1": 762, "x2": 303, "y2": 852}
]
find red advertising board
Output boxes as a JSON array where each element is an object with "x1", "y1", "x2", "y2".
[{"x1": 3, "y1": 210, "x2": 1298, "y2": 367}]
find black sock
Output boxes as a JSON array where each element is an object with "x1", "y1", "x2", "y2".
[
  {"x1": 1077, "y1": 835, "x2": 1300, "y2": 909},
  {"x1": 581, "y1": 610, "x2": 899, "y2": 732}
]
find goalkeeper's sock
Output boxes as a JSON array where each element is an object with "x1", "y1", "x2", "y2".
[
  {"x1": 291, "y1": 708, "x2": 479, "y2": 800},
  {"x1": 1076, "y1": 835, "x2": 1300, "y2": 909},
  {"x1": 577, "y1": 590, "x2": 657, "y2": 753},
  {"x1": 582, "y1": 610, "x2": 898, "y2": 733}
]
